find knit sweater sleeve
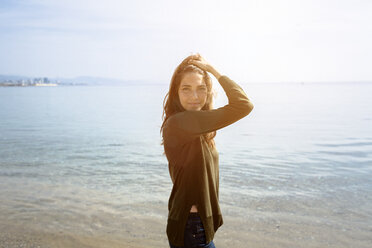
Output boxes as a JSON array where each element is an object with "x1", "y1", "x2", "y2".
[{"x1": 163, "y1": 75, "x2": 253, "y2": 144}]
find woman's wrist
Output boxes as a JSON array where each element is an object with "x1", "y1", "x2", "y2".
[{"x1": 209, "y1": 67, "x2": 221, "y2": 80}]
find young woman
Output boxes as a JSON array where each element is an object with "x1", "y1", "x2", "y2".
[{"x1": 161, "y1": 54, "x2": 254, "y2": 248}]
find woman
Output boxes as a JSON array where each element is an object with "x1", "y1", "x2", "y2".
[{"x1": 161, "y1": 54, "x2": 254, "y2": 248}]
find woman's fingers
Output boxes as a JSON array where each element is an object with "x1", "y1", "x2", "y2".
[
  {"x1": 189, "y1": 54, "x2": 201, "y2": 61},
  {"x1": 186, "y1": 54, "x2": 219, "y2": 78},
  {"x1": 188, "y1": 59, "x2": 206, "y2": 70},
  {"x1": 185, "y1": 53, "x2": 214, "y2": 73},
  {"x1": 190, "y1": 57, "x2": 211, "y2": 71}
]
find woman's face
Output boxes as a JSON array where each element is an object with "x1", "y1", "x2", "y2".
[{"x1": 178, "y1": 72, "x2": 207, "y2": 111}]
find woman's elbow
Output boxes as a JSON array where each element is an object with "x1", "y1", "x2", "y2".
[{"x1": 242, "y1": 100, "x2": 254, "y2": 116}]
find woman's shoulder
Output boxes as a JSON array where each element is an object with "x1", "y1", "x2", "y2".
[
  {"x1": 162, "y1": 113, "x2": 183, "y2": 137},
  {"x1": 164, "y1": 111, "x2": 189, "y2": 127},
  {"x1": 163, "y1": 112, "x2": 202, "y2": 146}
]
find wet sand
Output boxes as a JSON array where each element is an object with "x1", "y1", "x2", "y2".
[
  {"x1": 1, "y1": 196, "x2": 371, "y2": 248},
  {"x1": 0, "y1": 218, "x2": 160, "y2": 248},
  {"x1": 1, "y1": 170, "x2": 371, "y2": 248},
  {"x1": 0, "y1": 205, "x2": 165, "y2": 248}
]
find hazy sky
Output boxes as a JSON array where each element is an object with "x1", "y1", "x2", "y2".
[{"x1": 1, "y1": 0, "x2": 371, "y2": 82}]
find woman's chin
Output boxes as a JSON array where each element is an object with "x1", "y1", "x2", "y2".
[
  {"x1": 186, "y1": 104, "x2": 202, "y2": 111},
  {"x1": 187, "y1": 106, "x2": 201, "y2": 111}
]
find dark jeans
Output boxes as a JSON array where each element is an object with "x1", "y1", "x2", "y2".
[{"x1": 169, "y1": 213, "x2": 216, "y2": 248}]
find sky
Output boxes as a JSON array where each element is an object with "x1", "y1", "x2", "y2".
[{"x1": 0, "y1": 0, "x2": 371, "y2": 83}]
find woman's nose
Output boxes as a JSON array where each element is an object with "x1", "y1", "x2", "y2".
[{"x1": 191, "y1": 90, "x2": 199, "y2": 99}]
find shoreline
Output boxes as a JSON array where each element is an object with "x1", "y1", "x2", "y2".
[
  {"x1": 1, "y1": 173, "x2": 371, "y2": 248},
  {"x1": 1, "y1": 199, "x2": 370, "y2": 248},
  {"x1": 0, "y1": 176, "x2": 371, "y2": 248}
]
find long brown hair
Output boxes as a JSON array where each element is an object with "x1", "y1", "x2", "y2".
[{"x1": 161, "y1": 55, "x2": 216, "y2": 148}]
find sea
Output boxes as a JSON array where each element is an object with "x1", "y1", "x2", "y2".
[{"x1": 0, "y1": 80, "x2": 371, "y2": 245}]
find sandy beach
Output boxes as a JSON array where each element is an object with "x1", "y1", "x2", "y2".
[{"x1": 1, "y1": 187, "x2": 370, "y2": 248}]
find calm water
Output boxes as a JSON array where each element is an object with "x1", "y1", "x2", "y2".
[{"x1": 1, "y1": 81, "x2": 372, "y2": 234}]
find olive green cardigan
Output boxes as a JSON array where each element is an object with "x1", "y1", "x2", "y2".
[{"x1": 163, "y1": 75, "x2": 253, "y2": 246}]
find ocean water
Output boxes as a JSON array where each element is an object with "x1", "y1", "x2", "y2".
[{"x1": 0, "y1": 81, "x2": 371, "y2": 244}]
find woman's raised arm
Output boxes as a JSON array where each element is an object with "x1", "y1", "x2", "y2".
[{"x1": 163, "y1": 74, "x2": 254, "y2": 145}]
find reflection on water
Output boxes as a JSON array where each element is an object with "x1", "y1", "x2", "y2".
[{"x1": 0, "y1": 82, "x2": 372, "y2": 245}]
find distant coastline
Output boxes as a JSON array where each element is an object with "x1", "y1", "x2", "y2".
[
  {"x1": 1, "y1": 83, "x2": 59, "y2": 87},
  {"x1": 0, "y1": 74, "x2": 151, "y2": 87},
  {"x1": 0, "y1": 77, "x2": 59, "y2": 87}
]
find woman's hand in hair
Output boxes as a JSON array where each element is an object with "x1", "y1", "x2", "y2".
[{"x1": 188, "y1": 54, "x2": 222, "y2": 80}]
